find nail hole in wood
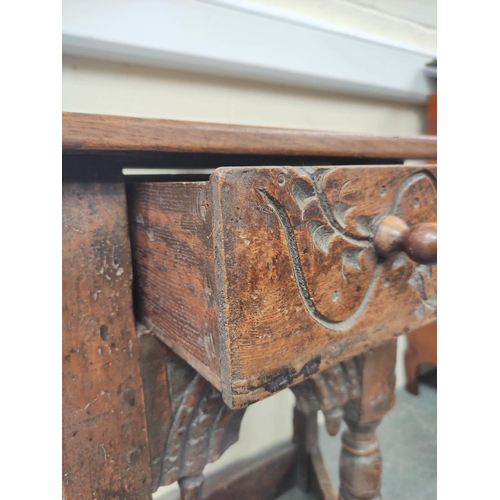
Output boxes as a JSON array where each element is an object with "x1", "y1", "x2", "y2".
[{"x1": 100, "y1": 325, "x2": 109, "y2": 341}]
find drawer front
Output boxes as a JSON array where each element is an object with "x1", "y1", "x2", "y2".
[{"x1": 130, "y1": 165, "x2": 436, "y2": 408}]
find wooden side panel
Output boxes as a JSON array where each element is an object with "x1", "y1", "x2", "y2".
[
  {"x1": 62, "y1": 182, "x2": 152, "y2": 500},
  {"x1": 214, "y1": 166, "x2": 436, "y2": 407},
  {"x1": 129, "y1": 182, "x2": 221, "y2": 389}
]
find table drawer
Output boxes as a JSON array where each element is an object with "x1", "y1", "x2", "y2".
[{"x1": 130, "y1": 165, "x2": 437, "y2": 408}]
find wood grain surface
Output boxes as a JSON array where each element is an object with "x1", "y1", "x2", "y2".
[
  {"x1": 63, "y1": 112, "x2": 437, "y2": 158},
  {"x1": 130, "y1": 165, "x2": 437, "y2": 408},
  {"x1": 130, "y1": 182, "x2": 221, "y2": 388},
  {"x1": 62, "y1": 182, "x2": 152, "y2": 500}
]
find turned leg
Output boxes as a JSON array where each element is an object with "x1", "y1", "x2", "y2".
[
  {"x1": 292, "y1": 361, "x2": 362, "y2": 499},
  {"x1": 339, "y1": 420, "x2": 382, "y2": 500},
  {"x1": 179, "y1": 474, "x2": 204, "y2": 500},
  {"x1": 339, "y1": 340, "x2": 397, "y2": 500}
]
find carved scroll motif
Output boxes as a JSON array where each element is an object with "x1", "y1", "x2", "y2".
[
  {"x1": 139, "y1": 333, "x2": 246, "y2": 493},
  {"x1": 160, "y1": 373, "x2": 246, "y2": 486},
  {"x1": 258, "y1": 168, "x2": 437, "y2": 331}
]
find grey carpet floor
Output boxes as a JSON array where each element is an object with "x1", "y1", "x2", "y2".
[{"x1": 279, "y1": 384, "x2": 437, "y2": 500}]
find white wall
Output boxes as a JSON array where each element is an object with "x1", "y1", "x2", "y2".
[
  {"x1": 62, "y1": 2, "x2": 435, "y2": 496},
  {"x1": 62, "y1": 55, "x2": 426, "y2": 135},
  {"x1": 63, "y1": 0, "x2": 435, "y2": 104},
  {"x1": 240, "y1": 0, "x2": 437, "y2": 51}
]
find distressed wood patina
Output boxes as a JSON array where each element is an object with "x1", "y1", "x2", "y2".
[
  {"x1": 129, "y1": 165, "x2": 437, "y2": 408},
  {"x1": 63, "y1": 113, "x2": 437, "y2": 500}
]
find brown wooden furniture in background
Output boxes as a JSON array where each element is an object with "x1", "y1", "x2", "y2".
[
  {"x1": 405, "y1": 322, "x2": 437, "y2": 395},
  {"x1": 62, "y1": 112, "x2": 437, "y2": 500},
  {"x1": 427, "y1": 93, "x2": 437, "y2": 137},
  {"x1": 404, "y1": 91, "x2": 437, "y2": 396}
]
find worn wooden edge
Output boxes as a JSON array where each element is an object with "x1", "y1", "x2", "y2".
[
  {"x1": 140, "y1": 318, "x2": 223, "y2": 392},
  {"x1": 160, "y1": 442, "x2": 297, "y2": 500},
  {"x1": 62, "y1": 112, "x2": 437, "y2": 158},
  {"x1": 211, "y1": 174, "x2": 234, "y2": 407}
]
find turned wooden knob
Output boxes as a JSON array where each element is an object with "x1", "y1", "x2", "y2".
[{"x1": 374, "y1": 215, "x2": 437, "y2": 265}]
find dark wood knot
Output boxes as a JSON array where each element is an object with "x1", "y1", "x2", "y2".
[{"x1": 373, "y1": 215, "x2": 437, "y2": 265}]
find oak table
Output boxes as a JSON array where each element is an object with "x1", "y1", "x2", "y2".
[{"x1": 62, "y1": 112, "x2": 437, "y2": 500}]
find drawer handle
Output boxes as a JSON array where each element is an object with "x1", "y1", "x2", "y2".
[{"x1": 374, "y1": 215, "x2": 437, "y2": 265}]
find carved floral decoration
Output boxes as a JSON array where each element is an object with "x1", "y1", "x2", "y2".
[{"x1": 258, "y1": 168, "x2": 437, "y2": 330}]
